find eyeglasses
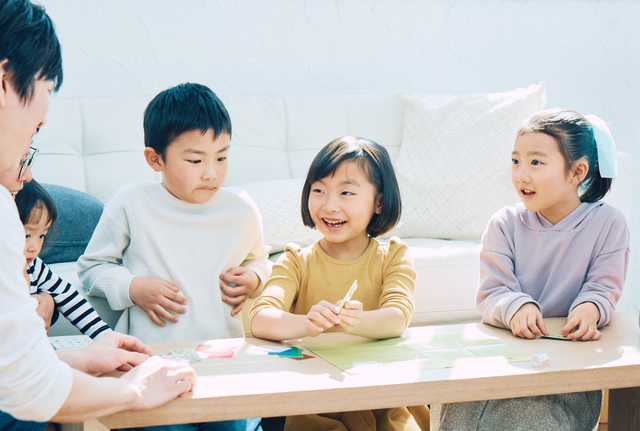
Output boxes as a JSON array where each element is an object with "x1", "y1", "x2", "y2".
[{"x1": 19, "y1": 147, "x2": 39, "y2": 179}]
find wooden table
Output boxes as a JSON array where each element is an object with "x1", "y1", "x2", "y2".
[{"x1": 83, "y1": 313, "x2": 640, "y2": 430}]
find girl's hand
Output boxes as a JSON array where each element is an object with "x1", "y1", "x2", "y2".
[
  {"x1": 561, "y1": 302, "x2": 601, "y2": 341},
  {"x1": 334, "y1": 300, "x2": 364, "y2": 333},
  {"x1": 509, "y1": 303, "x2": 549, "y2": 339},
  {"x1": 304, "y1": 300, "x2": 341, "y2": 337}
]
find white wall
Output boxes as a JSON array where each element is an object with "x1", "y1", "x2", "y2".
[{"x1": 39, "y1": 0, "x2": 639, "y2": 311}]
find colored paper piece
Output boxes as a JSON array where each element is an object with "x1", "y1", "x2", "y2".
[
  {"x1": 258, "y1": 345, "x2": 291, "y2": 353},
  {"x1": 196, "y1": 344, "x2": 237, "y2": 359},
  {"x1": 159, "y1": 354, "x2": 201, "y2": 363},
  {"x1": 304, "y1": 334, "x2": 530, "y2": 373},
  {"x1": 169, "y1": 348, "x2": 197, "y2": 356},
  {"x1": 269, "y1": 347, "x2": 304, "y2": 358},
  {"x1": 207, "y1": 349, "x2": 236, "y2": 359}
]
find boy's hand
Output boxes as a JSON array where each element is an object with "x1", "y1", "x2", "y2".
[
  {"x1": 219, "y1": 267, "x2": 260, "y2": 316},
  {"x1": 35, "y1": 292, "x2": 55, "y2": 335},
  {"x1": 334, "y1": 300, "x2": 364, "y2": 333},
  {"x1": 509, "y1": 302, "x2": 549, "y2": 339},
  {"x1": 129, "y1": 277, "x2": 187, "y2": 327},
  {"x1": 304, "y1": 300, "x2": 341, "y2": 337},
  {"x1": 561, "y1": 302, "x2": 601, "y2": 341}
]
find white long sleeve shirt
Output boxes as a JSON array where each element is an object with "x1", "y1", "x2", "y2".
[
  {"x1": 79, "y1": 182, "x2": 270, "y2": 343},
  {"x1": 0, "y1": 186, "x2": 73, "y2": 421}
]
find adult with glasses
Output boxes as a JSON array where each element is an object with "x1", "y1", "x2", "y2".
[{"x1": 0, "y1": 0, "x2": 197, "y2": 426}]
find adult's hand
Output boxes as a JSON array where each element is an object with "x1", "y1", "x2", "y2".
[
  {"x1": 123, "y1": 356, "x2": 197, "y2": 411},
  {"x1": 57, "y1": 331, "x2": 153, "y2": 376}
]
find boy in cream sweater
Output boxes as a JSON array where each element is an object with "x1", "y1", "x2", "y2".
[{"x1": 79, "y1": 83, "x2": 270, "y2": 346}]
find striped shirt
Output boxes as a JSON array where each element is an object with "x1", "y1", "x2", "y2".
[{"x1": 28, "y1": 257, "x2": 110, "y2": 339}]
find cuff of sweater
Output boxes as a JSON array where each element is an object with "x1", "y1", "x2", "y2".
[
  {"x1": 505, "y1": 296, "x2": 539, "y2": 328},
  {"x1": 111, "y1": 272, "x2": 136, "y2": 310}
]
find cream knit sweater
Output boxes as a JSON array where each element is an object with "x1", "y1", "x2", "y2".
[{"x1": 79, "y1": 182, "x2": 270, "y2": 343}]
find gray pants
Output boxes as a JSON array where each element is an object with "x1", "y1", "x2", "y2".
[{"x1": 440, "y1": 391, "x2": 602, "y2": 431}]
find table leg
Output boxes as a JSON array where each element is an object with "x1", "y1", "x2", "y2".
[{"x1": 608, "y1": 387, "x2": 640, "y2": 430}]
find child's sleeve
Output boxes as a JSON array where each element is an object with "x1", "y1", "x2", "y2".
[
  {"x1": 380, "y1": 237, "x2": 416, "y2": 328},
  {"x1": 77, "y1": 204, "x2": 136, "y2": 311},
  {"x1": 476, "y1": 212, "x2": 538, "y2": 329},
  {"x1": 571, "y1": 208, "x2": 630, "y2": 327},
  {"x1": 238, "y1": 196, "x2": 272, "y2": 298},
  {"x1": 32, "y1": 258, "x2": 110, "y2": 338},
  {"x1": 247, "y1": 244, "x2": 303, "y2": 331}
]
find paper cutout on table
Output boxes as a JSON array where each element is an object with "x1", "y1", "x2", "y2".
[
  {"x1": 258, "y1": 345, "x2": 291, "y2": 353},
  {"x1": 336, "y1": 280, "x2": 358, "y2": 314},
  {"x1": 304, "y1": 333, "x2": 530, "y2": 374},
  {"x1": 268, "y1": 347, "x2": 304, "y2": 358},
  {"x1": 196, "y1": 344, "x2": 237, "y2": 359},
  {"x1": 159, "y1": 348, "x2": 201, "y2": 362},
  {"x1": 540, "y1": 334, "x2": 571, "y2": 341}
]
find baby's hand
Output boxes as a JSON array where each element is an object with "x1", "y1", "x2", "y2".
[
  {"x1": 561, "y1": 302, "x2": 601, "y2": 341},
  {"x1": 35, "y1": 292, "x2": 55, "y2": 335},
  {"x1": 304, "y1": 300, "x2": 341, "y2": 337},
  {"x1": 509, "y1": 303, "x2": 549, "y2": 339},
  {"x1": 334, "y1": 300, "x2": 364, "y2": 333},
  {"x1": 219, "y1": 267, "x2": 260, "y2": 316},
  {"x1": 129, "y1": 277, "x2": 187, "y2": 327}
]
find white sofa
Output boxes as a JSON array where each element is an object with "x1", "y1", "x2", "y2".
[{"x1": 32, "y1": 89, "x2": 632, "y2": 337}]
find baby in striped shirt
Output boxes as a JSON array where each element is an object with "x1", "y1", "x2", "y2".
[{"x1": 15, "y1": 179, "x2": 110, "y2": 339}]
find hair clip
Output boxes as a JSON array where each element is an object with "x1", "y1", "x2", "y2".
[{"x1": 585, "y1": 115, "x2": 618, "y2": 179}]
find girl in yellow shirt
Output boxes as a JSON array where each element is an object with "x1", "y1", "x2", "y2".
[{"x1": 249, "y1": 136, "x2": 429, "y2": 431}]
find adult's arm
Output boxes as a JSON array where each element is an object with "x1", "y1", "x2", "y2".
[{"x1": 52, "y1": 357, "x2": 195, "y2": 423}]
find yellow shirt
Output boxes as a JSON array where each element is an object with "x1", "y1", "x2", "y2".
[
  {"x1": 249, "y1": 237, "x2": 429, "y2": 431},
  {"x1": 249, "y1": 236, "x2": 415, "y2": 329}
]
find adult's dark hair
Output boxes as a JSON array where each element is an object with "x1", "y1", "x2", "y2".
[
  {"x1": 143, "y1": 82, "x2": 232, "y2": 158},
  {"x1": 15, "y1": 179, "x2": 58, "y2": 250},
  {"x1": 517, "y1": 108, "x2": 612, "y2": 202},
  {"x1": 0, "y1": 0, "x2": 63, "y2": 102},
  {"x1": 301, "y1": 136, "x2": 402, "y2": 238}
]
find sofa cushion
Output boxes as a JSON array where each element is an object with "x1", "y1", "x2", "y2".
[
  {"x1": 236, "y1": 178, "x2": 322, "y2": 253},
  {"x1": 40, "y1": 184, "x2": 104, "y2": 265},
  {"x1": 388, "y1": 83, "x2": 546, "y2": 241}
]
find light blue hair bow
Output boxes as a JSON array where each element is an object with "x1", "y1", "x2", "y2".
[{"x1": 585, "y1": 114, "x2": 618, "y2": 179}]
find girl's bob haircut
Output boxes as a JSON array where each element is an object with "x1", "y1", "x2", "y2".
[
  {"x1": 14, "y1": 179, "x2": 58, "y2": 250},
  {"x1": 301, "y1": 136, "x2": 401, "y2": 238}
]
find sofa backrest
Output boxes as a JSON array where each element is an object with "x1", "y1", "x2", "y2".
[
  {"x1": 32, "y1": 92, "x2": 404, "y2": 203},
  {"x1": 32, "y1": 91, "x2": 632, "y2": 226}
]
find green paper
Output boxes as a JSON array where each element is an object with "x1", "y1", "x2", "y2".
[{"x1": 304, "y1": 333, "x2": 530, "y2": 372}]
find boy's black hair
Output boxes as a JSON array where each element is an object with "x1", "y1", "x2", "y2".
[
  {"x1": 143, "y1": 83, "x2": 232, "y2": 158},
  {"x1": 15, "y1": 179, "x2": 58, "y2": 250},
  {"x1": 0, "y1": 0, "x2": 63, "y2": 102},
  {"x1": 301, "y1": 136, "x2": 402, "y2": 238},
  {"x1": 518, "y1": 108, "x2": 613, "y2": 202}
]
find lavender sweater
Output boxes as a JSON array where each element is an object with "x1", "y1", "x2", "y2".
[{"x1": 476, "y1": 201, "x2": 629, "y2": 329}]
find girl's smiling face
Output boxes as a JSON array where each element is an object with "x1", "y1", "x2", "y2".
[
  {"x1": 24, "y1": 206, "x2": 52, "y2": 265},
  {"x1": 308, "y1": 160, "x2": 382, "y2": 260},
  {"x1": 511, "y1": 132, "x2": 586, "y2": 225}
]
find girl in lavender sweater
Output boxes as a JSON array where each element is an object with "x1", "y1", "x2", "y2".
[{"x1": 440, "y1": 109, "x2": 630, "y2": 431}]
